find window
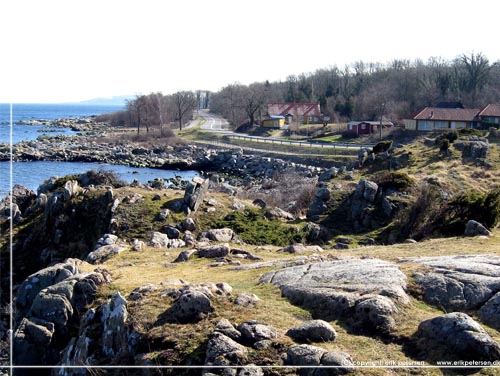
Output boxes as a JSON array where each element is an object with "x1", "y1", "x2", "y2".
[
  {"x1": 418, "y1": 120, "x2": 432, "y2": 130},
  {"x1": 434, "y1": 121, "x2": 447, "y2": 129}
]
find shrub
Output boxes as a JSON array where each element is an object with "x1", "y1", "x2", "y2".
[
  {"x1": 446, "y1": 189, "x2": 500, "y2": 230},
  {"x1": 435, "y1": 131, "x2": 458, "y2": 145},
  {"x1": 372, "y1": 171, "x2": 414, "y2": 191},
  {"x1": 439, "y1": 138, "x2": 450, "y2": 152},
  {"x1": 78, "y1": 170, "x2": 127, "y2": 188},
  {"x1": 458, "y1": 128, "x2": 484, "y2": 137},
  {"x1": 372, "y1": 140, "x2": 393, "y2": 154}
]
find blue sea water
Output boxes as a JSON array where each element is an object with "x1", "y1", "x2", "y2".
[
  {"x1": 0, "y1": 103, "x2": 124, "y2": 144},
  {"x1": 0, "y1": 103, "x2": 198, "y2": 197}
]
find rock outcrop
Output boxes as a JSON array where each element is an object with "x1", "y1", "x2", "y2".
[
  {"x1": 286, "y1": 320, "x2": 337, "y2": 343},
  {"x1": 413, "y1": 312, "x2": 500, "y2": 362},
  {"x1": 403, "y1": 255, "x2": 500, "y2": 315},
  {"x1": 260, "y1": 259, "x2": 408, "y2": 334},
  {"x1": 284, "y1": 344, "x2": 354, "y2": 376}
]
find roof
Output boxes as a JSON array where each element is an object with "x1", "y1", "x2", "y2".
[
  {"x1": 478, "y1": 103, "x2": 500, "y2": 117},
  {"x1": 266, "y1": 115, "x2": 285, "y2": 120},
  {"x1": 268, "y1": 103, "x2": 321, "y2": 117},
  {"x1": 411, "y1": 107, "x2": 480, "y2": 122}
]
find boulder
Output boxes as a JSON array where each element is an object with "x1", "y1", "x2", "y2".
[
  {"x1": 162, "y1": 225, "x2": 181, "y2": 239},
  {"x1": 281, "y1": 243, "x2": 307, "y2": 254},
  {"x1": 13, "y1": 317, "x2": 58, "y2": 366},
  {"x1": 101, "y1": 292, "x2": 129, "y2": 358},
  {"x1": 286, "y1": 320, "x2": 337, "y2": 343},
  {"x1": 63, "y1": 180, "x2": 82, "y2": 201},
  {"x1": 86, "y1": 243, "x2": 127, "y2": 264},
  {"x1": 284, "y1": 344, "x2": 354, "y2": 376},
  {"x1": 150, "y1": 231, "x2": 186, "y2": 249},
  {"x1": 174, "y1": 249, "x2": 197, "y2": 263},
  {"x1": 464, "y1": 220, "x2": 492, "y2": 237},
  {"x1": 183, "y1": 177, "x2": 209, "y2": 212},
  {"x1": 166, "y1": 290, "x2": 213, "y2": 323},
  {"x1": 405, "y1": 255, "x2": 500, "y2": 311},
  {"x1": 181, "y1": 217, "x2": 196, "y2": 232},
  {"x1": 200, "y1": 228, "x2": 235, "y2": 242},
  {"x1": 198, "y1": 243, "x2": 230, "y2": 259},
  {"x1": 234, "y1": 293, "x2": 260, "y2": 307},
  {"x1": 414, "y1": 312, "x2": 500, "y2": 362},
  {"x1": 477, "y1": 292, "x2": 500, "y2": 330},
  {"x1": 260, "y1": 259, "x2": 408, "y2": 334},
  {"x1": 237, "y1": 320, "x2": 280, "y2": 344},
  {"x1": 204, "y1": 332, "x2": 248, "y2": 368},
  {"x1": 265, "y1": 207, "x2": 294, "y2": 221},
  {"x1": 214, "y1": 318, "x2": 242, "y2": 342}
]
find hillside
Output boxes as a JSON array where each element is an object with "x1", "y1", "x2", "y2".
[{"x1": 3, "y1": 130, "x2": 500, "y2": 375}]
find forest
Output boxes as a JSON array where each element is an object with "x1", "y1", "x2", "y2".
[{"x1": 102, "y1": 53, "x2": 500, "y2": 131}]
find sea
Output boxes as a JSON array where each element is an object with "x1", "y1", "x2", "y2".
[{"x1": 0, "y1": 103, "x2": 198, "y2": 197}]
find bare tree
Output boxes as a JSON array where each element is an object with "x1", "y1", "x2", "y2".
[
  {"x1": 172, "y1": 91, "x2": 196, "y2": 131},
  {"x1": 458, "y1": 52, "x2": 492, "y2": 106},
  {"x1": 238, "y1": 83, "x2": 268, "y2": 126}
]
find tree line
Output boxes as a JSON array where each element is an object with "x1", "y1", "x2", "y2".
[
  {"x1": 96, "y1": 91, "x2": 209, "y2": 134},
  {"x1": 210, "y1": 52, "x2": 500, "y2": 126}
]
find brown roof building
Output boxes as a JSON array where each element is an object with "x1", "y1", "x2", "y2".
[
  {"x1": 478, "y1": 104, "x2": 500, "y2": 125},
  {"x1": 404, "y1": 107, "x2": 481, "y2": 131},
  {"x1": 267, "y1": 103, "x2": 321, "y2": 124}
]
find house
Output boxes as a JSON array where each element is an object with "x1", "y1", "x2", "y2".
[
  {"x1": 347, "y1": 121, "x2": 394, "y2": 135},
  {"x1": 267, "y1": 103, "x2": 322, "y2": 124},
  {"x1": 262, "y1": 115, "x2": 286, "y2": 128},
  {"x1": 478, "y1": 104, "x2": 500, "y2": 125},
  {"x1": 404, "y1": 107, "x2": 480, "y2": 131}
]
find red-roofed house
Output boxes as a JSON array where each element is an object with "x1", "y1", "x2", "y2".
[
  {"x1": 478, "y1": 104, "x2": 500, "y2": 125},
  {"x1": 267, "y1": 103, "x2": 321, "y2": 124},
  {"x1": 404, "y1": 107, "x2": 480, "y2": 131}
]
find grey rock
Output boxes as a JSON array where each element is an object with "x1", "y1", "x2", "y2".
[
  {"x1": 184, "y1": 177, "x2": 209, "y2": 212},
  {"x1": 174, "y1": 249, "x2": 197, "y2": 263},
  {"x1": 131, "y1": 238, "x2": 145, "y2": 252},
  {"x1": 16, "y1": 260, "x2": 79, "y2": 314},
  {"x1": 285, "y1": 344, "x2": 325, "y2": 367},
  {"x1": 281, "y1": 243, "x2": 307, "y2": 254},
  {"x1": 238, "y1": 365, "x2": 264, "y2": 376},
  {"x1": 286, "y1": 320, "x2": 337, "y2": 343},
  {"x1": 404, "y1": 255, "x2": 500, "y2": 311},
  {"x1": 30, "y1": 288, "x2": 74, "y2": 332},
  {"x1": 198, "y1": 243, "x2": 230, "y2": 258},
  {"x1": 204, "y1": 332, "x2": 248, "y2": 367},
  {"x1": 464, "y1": 220, "x2": 492, "y2": 237},
  {"x1": 87, "y1": 243, "x2": 127, "y2": 264},
  {"x1": 214, "y1": 318, "x2": 242, "y2": 342},
  {"x1": 237, "y1": 321, "x2": 279, "y2": 344},
  {"x1": 156, "y1": 208, "x2": 171, "y2": 221},
  {"x1": 200, "y1": 228, "x2": 235, "y2": 243},
  {"x1": 129, "y1": 283, "x2": 158, "y2": 301},
  {"x1": 181, "y1": 217, "x2": 196, "y2": 231},
  {"x1": 265, "y1": 207, "x2": 294, "y2": 221},
  {"x1": 478, "y1": 292, "x2": 500, "y2": 330},
  {"x1": 260, "y1": 259, "x2": 408, "y2": 334},
  {"x1": 234, "y1": 293, "x2": 260, "y2": 307},
  {"x1": 63, "y1": 180, "x2": 82, "y2": 201},
  {"x1": 285, "y1": 344, "x2": 354, "y2": 376},
  {"x1": 415, "y1": 312, "x2": 500, "y2": 362},
  {"x1": 101, "y1": 292, "x2": 129, "y2": 358},
  {"x1": 13, "y1": 317, "x2": 57, "y2": 366},
  {"x1": 318, "y1": 351, "x2": 355, "y2": 375},
  {"x1": 162, "y1": 225, "x2": 181, "y2": 239},
  {"x1": 167, "y1": 290, "x2": 213, "y2": 323},
  {"x1": 150, "y1": 231, "x2": 186, "y2": 249}
]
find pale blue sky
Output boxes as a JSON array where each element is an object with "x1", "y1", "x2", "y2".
[{"x1": 1, "y1": 0, "x2": 498, "y2": 103}]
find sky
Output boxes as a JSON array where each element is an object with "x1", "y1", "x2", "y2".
[{"x1": 1, "y1": 0, "x2": 499, "y2": 103}]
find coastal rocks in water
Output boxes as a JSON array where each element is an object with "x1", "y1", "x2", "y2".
[
  {"x1": 260, "y1": 259, "x2": 408, "y2": 334},
  {"x1": 464, "y1": 219, "x2": 492, "y2": 237},
  {"x1": 183, "y1": 177, "x2": 209, "y2": 212},
  {"x1": 286, "y1": 320, "x2": 337, "y2": 343},
  {"x1": 403, "y1": 255, "x2": 500, "y2": 312},
  {"x1": 284, "y1": 344, "x2": 354, "y2": 376},
  {"x1": 413, "y1": 312, "x2": 500, "y2": 362}
]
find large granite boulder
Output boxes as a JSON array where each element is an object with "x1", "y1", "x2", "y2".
[
  {"x1": 183, "y1": 177, "x2": 209, "y2": 212},
  {"x1": 414, "y1": 312, "x2": 500, "y2": 362},
  {"x1": 464, "y1": 220, "x2": 492, "y2": 237},
  {"x1": 284, "y1": 344, "x2": 354, "y2": 376},
  {"x1": 286, "y1": 320, "x2": 337, "y2": 343},
  {"x1": 260, "y1": 259, "x2": 408, "y2": 334},
  {"x1": 403, "y1": 255, "x2": 500, "y2": 312}
]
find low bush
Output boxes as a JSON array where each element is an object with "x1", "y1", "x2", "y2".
[
  {"x1": 78, "y1": 170, "x2": 127, "y2": 188},
  {"x1": 446, "y1": 189, "x2": 500, "y2": 230},
  {"x1": 372, "y1": 140, "x2": 393, "y2": 154},
  {"x1": 372, "y1": 171, "x2": 414, "y2": 191}
]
